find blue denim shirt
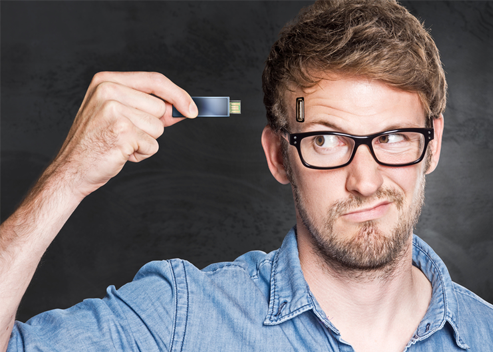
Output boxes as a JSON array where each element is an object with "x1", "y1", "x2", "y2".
[{"x1": 9, "y1": 229, "x2": 493, "y2": 351}]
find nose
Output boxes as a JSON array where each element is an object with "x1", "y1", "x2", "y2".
[{"x1": 345, "y1": 144, "x2": 383, "y2": 197}]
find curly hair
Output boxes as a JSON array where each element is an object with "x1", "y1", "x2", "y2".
[{"x1": 262, "y1": 0, "x2": 447, "y2": 132}]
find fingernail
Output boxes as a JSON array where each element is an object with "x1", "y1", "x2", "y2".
[{"x1": 189, "y1": 101, "x2": 198, "y2": 118}]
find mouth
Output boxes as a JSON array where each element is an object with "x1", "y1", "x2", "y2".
[{"x1": 341, "y1": 201, "x2": 392, "y2": 223}]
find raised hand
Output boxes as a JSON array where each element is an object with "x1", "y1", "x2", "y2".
[{"x1": 52, "y1": 71, "x2": 198, "y2": 199}]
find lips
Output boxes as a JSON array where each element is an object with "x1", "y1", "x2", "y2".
[{"x1": 341, "y1": 201, "x2": 392, "y2": 222}]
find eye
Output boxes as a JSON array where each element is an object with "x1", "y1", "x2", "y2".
[
  {"x1": 377, "y1": 134, "x2": 406, "y2": 144},
  {"x1": 313, "y1": 135, "x2": 341, "y2": 148},
  {"x1": 315, "y1": 136, "x2": 325, "y2": 146}
]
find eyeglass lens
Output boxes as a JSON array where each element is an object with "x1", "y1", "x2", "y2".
[{"x1": 300, "y1": 132, "x2": 425, "y2": 167}]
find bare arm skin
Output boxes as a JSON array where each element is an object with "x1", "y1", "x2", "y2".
[{"x1": 0, "y1": 72, "x2": 198, "y2": 351}]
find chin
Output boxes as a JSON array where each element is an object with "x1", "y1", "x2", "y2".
[
  {"x1": 312, "y1": 218, "x2": 412, "y2": 271},
  {"x1": 293, "y1": 177, "x2": 426, "y2": 274}
]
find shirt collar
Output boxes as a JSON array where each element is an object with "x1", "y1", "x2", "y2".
[
  {"x1": 263, "y1": 228, "x2": 313, "y2": 325},
  {"x1": 263, "y1": 228, "x2": 340, "y2": 333},
  {"x1": 411, "y1": 234, "x2": 469, "y2": 349},
  {"x1": 264, "y1": 228, "x2": 469, "y2": 349}
]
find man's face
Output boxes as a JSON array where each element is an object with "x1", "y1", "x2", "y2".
[{"x1": 283, "y1": 75, "x2": 434, "y2": 272}]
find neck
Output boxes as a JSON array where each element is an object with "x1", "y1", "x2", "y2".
[{"x1": 297, "y1": 224, "x2": 432, "y2": 348}]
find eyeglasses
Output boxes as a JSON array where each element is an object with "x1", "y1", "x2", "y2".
[{"x1": 283, "y1": 127, "x2": 434, "y2": 170}]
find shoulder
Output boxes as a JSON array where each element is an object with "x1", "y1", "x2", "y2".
[
  {"x1": 134, "y1": 248, "x2": 275, "y2": 276},
  {"x1": 452, "y1": 282, "x2": 493, "y2": 312},
  {"x1": 139, "y1": 251, "x2": 279, "y2": 330},
  {"x1": 200, "y1": 249, "x2": 277, "y2": 279},
  {"x1": 132, "y1": 249, "x2": 278, "y2": 293},
  {"x1": 452, "y1": 282, "x2": 493, "y2": 329}
]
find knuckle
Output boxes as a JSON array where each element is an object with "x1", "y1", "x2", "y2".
[
  {"x1": 156, "y1": 99, "x2": 166, "y2": 117},
  {"x1": 174, "y1": 87, "x2": 190, "y2": 107},
  {"x1": 95, "y1": 81, "x2": 118, "y2": 101},
  {"x1": 112, "y1": 118, "x2": 132, "y2": 135},
  {"x1": 144, "y1": 113, "x2": 164, "y2": 137},
  {"x1": 91, "y1": 72, "x2": 109, "y2": 87},
  {"x1": 148, "y1": 72, "x2": 168, "y2": 86},
  {"x1": 148, "y1": 118, "x2": 164, "y2": 139},
  {"x1": 142, "y1": 136, "x2": 159, "y2": 157},
  {"x1": 101, "y1": 100, "x2": 121, "y2": 116}
]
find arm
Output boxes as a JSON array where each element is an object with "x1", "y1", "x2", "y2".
[{"x1": 0, "y1": 71, "x2": 198, "y2": 351}]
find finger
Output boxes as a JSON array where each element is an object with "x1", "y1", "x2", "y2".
[
  {"x1": 159, "y1": 101, "x2": 186, "y2": 127},
  {"x1": 93, "y1": 81, "x2": 166, "y2": 118},
  {"x1": 90, "y1": 71, "x2": 198, "y2": 120},
  {"x1": 127, "y1": 129, "x2": 160, "y2": 163},
  {"x1": 118, "y1": 103, "x2": 165, "y2": 140}
]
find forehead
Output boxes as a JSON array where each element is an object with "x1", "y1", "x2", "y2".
[{"x1": 285, "y1": 75, "x2": 426, "y2": 134}]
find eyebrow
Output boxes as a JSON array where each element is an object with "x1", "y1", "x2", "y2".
[
  {"x1": 305, "y1": 119, "x2": 426, "y2": 133},
  {"x1": 305, "y1": 120, "x2": 343, "y2": 131}
]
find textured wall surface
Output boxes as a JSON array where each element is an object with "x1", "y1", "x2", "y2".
[{"x1": 1, "y1": 1, "x2": 492, "y2": 322}]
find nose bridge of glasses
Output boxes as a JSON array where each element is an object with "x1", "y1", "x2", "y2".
[{"x1": 351, "y1": 135, "x2": 379, "y2": 163}]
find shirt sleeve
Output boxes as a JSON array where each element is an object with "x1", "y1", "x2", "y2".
[{"x1": 8, "y1": 259, "x2": 188, "y2": 352}]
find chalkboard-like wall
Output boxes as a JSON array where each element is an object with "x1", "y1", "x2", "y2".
[{"x1": 1, "y1": 1, "x2": 492, "y2": 322}]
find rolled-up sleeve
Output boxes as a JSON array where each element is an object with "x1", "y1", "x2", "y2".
[{"x1": 8, "y1": 259, "x2": 188, "y2": 352}]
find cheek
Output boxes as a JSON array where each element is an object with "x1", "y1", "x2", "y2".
[
  {"x1": 384, "y1": 166, "x2": 424, "y2": 206},
  {"x1": 291, "y1": 162, "x2": 347, "y2": 215}
]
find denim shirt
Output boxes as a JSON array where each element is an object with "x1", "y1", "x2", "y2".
[{"x1": 9, "y1": 229, "x2": 493, "y2": 351}]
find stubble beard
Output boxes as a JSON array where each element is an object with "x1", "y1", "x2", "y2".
[{"x1": 287, "y1": 162, "x2": 426, "y2": 279}]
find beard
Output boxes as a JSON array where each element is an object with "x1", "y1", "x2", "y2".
[
  {"x1": 291, "y1": 174, "x2": 426, "y2": 276},
  {"x1": 281, "y1": 138, "x2": 430, "y2": 277}
]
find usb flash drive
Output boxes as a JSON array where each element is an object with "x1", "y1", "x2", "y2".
[{"x1": 172, "y1": 97, "x2": 241, "y2": 117}]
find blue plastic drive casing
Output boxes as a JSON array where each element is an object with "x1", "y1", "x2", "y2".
[{"x1": 172, "y1": 96, "x2": 230, "y2": 117}]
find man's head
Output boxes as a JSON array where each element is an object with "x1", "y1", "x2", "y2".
[
  {"x1": 261, "y1": 0, "x2": 445, "y2": 276},
  {"x1": 262, "y1": 0, "x2": 447, "y2": 133}
]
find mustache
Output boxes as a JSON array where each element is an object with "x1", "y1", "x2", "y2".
[{"x1": 328, "y1": 188, "x2": 404, "y2": 220}]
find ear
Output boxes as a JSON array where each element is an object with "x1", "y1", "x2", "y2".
[
  {"x1": 425, "y1": 114, "x2": 444, "y2": 174},
  {"x1": 261, "y1": 125, "x2": 290, "y2": 184}
]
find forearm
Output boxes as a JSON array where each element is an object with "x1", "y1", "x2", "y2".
[
  {"x1": 0, "y1": 162, "x2": 83, "y2": 351},
  {"x1": 0, "y1": 71, "x2": 196, "y2": 351}
]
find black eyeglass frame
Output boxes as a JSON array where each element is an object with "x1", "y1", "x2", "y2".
[{"x1": 284, "y1": 127, "x2": 434, "y2": 170}]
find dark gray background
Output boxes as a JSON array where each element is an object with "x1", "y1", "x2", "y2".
[{"x1": 1, "y1": 1, "x2": 492, "y2": 322}]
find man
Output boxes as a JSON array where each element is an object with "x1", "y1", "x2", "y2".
[{"x1": 1, "y1": 0, "x2": 492, "y2": 351}]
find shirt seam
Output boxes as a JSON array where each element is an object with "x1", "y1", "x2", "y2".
[
  {"x1": 203, "y1": 263, "x2": 247, "y2": 274},
  {"x1": 168, "y1": 260, "x2": 178, "y2": 352},
  {"x1": 251, "y1": 258, "x2": 274, "y2": 281},
  {"x1": 168, "y1": 259, "x2": 191, "y2": 352},
  {"x1": 203, "y1": 259, "x2": 273, "y2": 282},
  {"x1": 452, "y1": 283, "x2": 493, "y2": 310},
  {"x1": 450, "y1": 284, "x2": 470, "y2": 349},
  {"x1": 180, "y1": 261, "x2": 189, "y2": 352},
  {"x1": 268, "y1": 249, "x2": 282, "y2": 321}
]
